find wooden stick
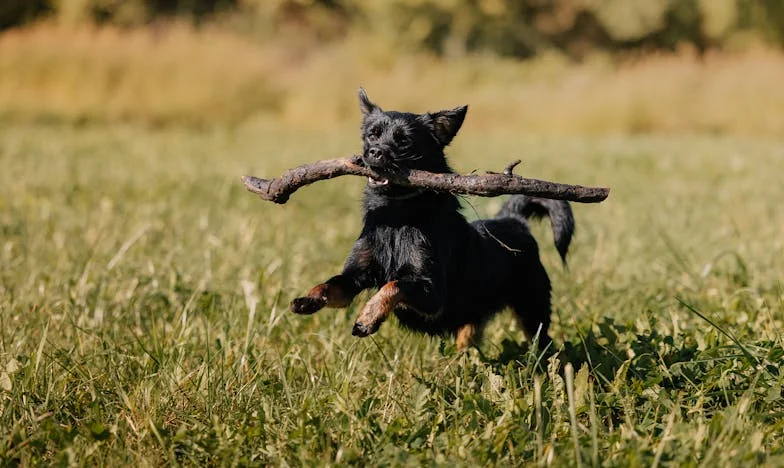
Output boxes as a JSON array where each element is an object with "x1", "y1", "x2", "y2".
[{"x1": 241, "y1": 156, "x2": 609, "y2": 204}]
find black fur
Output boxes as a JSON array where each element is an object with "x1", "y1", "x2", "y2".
[{"x1": 291, "y1": 88, "x2": 575, "y2": 349}]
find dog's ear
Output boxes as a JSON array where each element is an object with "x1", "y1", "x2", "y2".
[
  {"x1": 420, "y1": 105, "x2": 468, "y2": 147},
  {"x1": 358, "y1": 87, "x2": 381, "y2": 116}
]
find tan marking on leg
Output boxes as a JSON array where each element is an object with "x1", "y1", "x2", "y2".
[
  {"x1": 308, "y1": 282, "x2": 352, "y2": 308},
  {"x1": 456, "y1": 323, "x2": 483, "y2": 351},
  {"x1": 352, "y1": 281, "x2": 402, "y2": 336}
]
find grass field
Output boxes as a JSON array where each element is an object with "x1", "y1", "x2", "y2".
[{"x1": 1, "y1": 122, "x2": 783, "y2": 465}]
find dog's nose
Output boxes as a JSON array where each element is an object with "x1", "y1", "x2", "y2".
[{"x1": 367, "y1": 146, "x2": 385, "y2": 162}]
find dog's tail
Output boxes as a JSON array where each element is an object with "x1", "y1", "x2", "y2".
[{"x1": 498, "y1": 195, "x2": 574, "y2": 264}]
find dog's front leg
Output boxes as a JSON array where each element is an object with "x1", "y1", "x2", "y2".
[
  {"x1": 290, "y1": 274, "x2": 363, "y2": 315},
  {"x1": 351, "y1": 278, "x2": 444, "y2": 337},
  {"x1": 291, "y1": 238, "x2": 374, "y2": 315},
  {"x1": 351, "y1": 281, "x2": 403, "y2": 337}
]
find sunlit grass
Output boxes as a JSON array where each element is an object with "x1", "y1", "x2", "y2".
[{"x1": 0, "y1": 122, "x2": 782, "y2": 464}]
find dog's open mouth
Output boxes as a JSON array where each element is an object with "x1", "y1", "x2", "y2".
[{"x1": 367, "y1": 176, "x2": 390, "y2": 187}]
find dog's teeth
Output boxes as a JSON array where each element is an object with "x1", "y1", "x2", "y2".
[{"x1": 368, "y1": 176, "x2": 390, "y2": 187}]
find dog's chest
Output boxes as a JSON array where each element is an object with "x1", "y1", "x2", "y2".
[{"x1": 368, "y1": 224, "x2": 431, "y2": 279}]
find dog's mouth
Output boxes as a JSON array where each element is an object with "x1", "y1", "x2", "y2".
[{"x1": 367, "y1": 176, "x2": 390, "y2": 187}]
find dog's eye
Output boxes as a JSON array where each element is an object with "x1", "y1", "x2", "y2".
[
  {"x1": 367, "y1": 127, "x2": 381, "y2": 141},
  {"x1": 393, "y1": 130, "x2": 409, "y2": 145}
]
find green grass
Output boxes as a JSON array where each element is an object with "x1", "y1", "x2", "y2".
[{"x1": 1, "y1": 123, "x2": 783, "y2": 466}]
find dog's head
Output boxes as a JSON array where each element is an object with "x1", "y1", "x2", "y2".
[{"x1": 358, "y1": 88, "x2": 467, "y2": 188}]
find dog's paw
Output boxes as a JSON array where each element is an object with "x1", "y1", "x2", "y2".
[
  {"x1": 290, "y1": 296, "x2": 326, "y2": 315},
  {"x1": 351, "y1": 321, "x2": 378, "y2": 337}
]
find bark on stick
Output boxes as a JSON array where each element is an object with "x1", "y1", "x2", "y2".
[{"x1": 242, "y1": 156, "x2": 609, "y2": 204}]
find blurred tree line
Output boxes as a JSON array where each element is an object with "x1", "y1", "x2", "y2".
[{"x1": 2, "y1": 0, "x2": 783, "y2": 58}]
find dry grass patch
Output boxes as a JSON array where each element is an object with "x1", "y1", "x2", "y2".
[
  {"x1": 1, "y1": 23, "x2": 783, "y2": 136},
  {"x1": 0, "y1": 23, "x2": 281, "y2": 125}
]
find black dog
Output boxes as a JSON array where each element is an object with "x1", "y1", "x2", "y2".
[{"x1": 290, "y1": 89, "x2": 574, "y2": 351}]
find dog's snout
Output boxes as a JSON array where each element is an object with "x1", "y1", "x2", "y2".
[
  {"x1": 365, "y1": 146, "x2": 392, "y2": 168},
  {"x1": 367, "y1": 146, "x2": 385, "y2": 161}
]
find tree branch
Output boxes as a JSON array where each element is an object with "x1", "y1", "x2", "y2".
[{"x1": 241, "y1": 156, "x2": 609, "y2": 204}]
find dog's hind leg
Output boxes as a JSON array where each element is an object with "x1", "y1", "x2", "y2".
[
  {"x1": 456, "y1": 323, "x2": 484, "y2": 351},
  {"x1": 509, "y1": 272, "x2": 553, "y2": 350},
  {"x1": 514, "y1": 311, "x2": 551, "y2": 350},
  {"x1": 511, "y1": 296, "x2": 552, "y2": 350}
]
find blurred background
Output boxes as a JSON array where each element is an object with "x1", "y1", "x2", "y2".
[{"x1": 1, "y1": 0, "x2": 783, "y2": 135}]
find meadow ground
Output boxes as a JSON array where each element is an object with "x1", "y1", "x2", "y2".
[{"x1": 1, "y1": 122, "x2": 783, "y2": 466}]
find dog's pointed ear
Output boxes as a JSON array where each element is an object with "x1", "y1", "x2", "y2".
[
  {"x1": 358, "y1": 87, "x2": 381, "y2": 116},
  {"x1": 420, "y1": 105, "x2": 468, "y2": 147}
]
